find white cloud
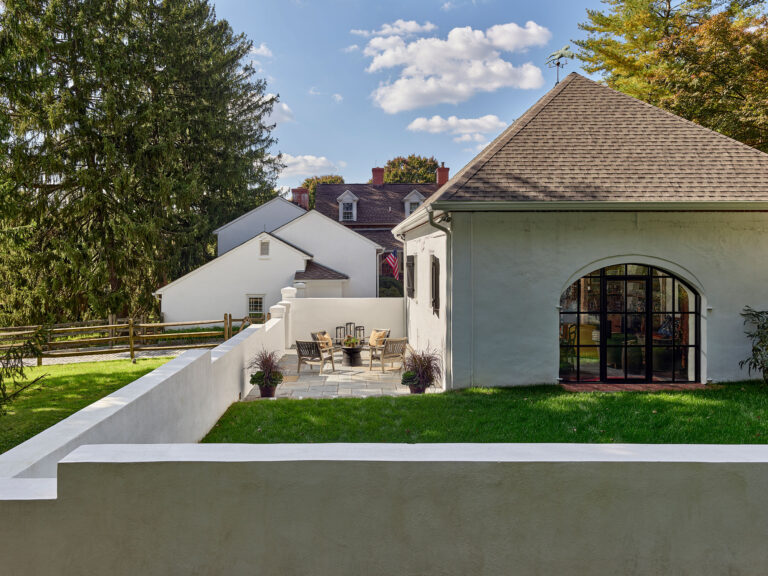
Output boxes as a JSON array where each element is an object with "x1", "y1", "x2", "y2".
[
  {"x1": 362, "y1": 22, "x2": 550, "y2": 113},
  {"x1": 407, "y1": 114, "x2": 506, "y2": 135},
  {"x1": 441, "y1": 2, "x2": 455, "y2": 10},
  {"x1": 332, "y1": 93, "x2": 344, "y2": 103},
  {"x1": 308, "y1": 86, "x2": 321, "y2": 96},
  {"x1": 280, "y1": 154, "x2": 339, "y2": 179},
  {"x1": 351, "y1": 19, "x2": 436, "y2": 38},
  {"x1": 263, "y1": 93, "x2": 295, "y2": 124},
  {"x1": 453, "y1": 133, "x2": 486, "y2": 143},
  {"x1": 250, "y1": 43, "x2": 273, "y2": 58},
  {"x1": 343, "y1": 44, "x2": 360, "y2": 53}
]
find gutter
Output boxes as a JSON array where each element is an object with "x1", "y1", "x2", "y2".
[
  {"x1": 427, "y1": 206, "x2": 453, "y2": 391},
  {"x1": 430, "y1": 200, "x2": 768, "y2": 212}
]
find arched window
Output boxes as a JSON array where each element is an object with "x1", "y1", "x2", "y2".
[{"x1": 559, "y1": 264, "x2": 700, "y2": 383}]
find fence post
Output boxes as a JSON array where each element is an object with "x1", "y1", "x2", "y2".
[
  {"x1": 223, "y1": 314, "x2": 228, "y2": 340},
  {"x1": 228, "y1": 313, "x2": 233, "y2": 338},
  {"x1": 129, "y1": 318, "x2": 135, "y2": 363},
  {"x1": 108, "y1": 313, "x2": 116, "y2": 348}
]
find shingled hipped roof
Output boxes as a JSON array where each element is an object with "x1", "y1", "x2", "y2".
[
  {"x1": 428, "y1": 72, "x2": 768, "y2": 205},
  {"x1": 315, "y1": 183, "x2": 438, "y2": 225}
]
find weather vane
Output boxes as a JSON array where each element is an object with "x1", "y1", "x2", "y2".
[{"x1": 546, "y1": 45, "x2": 576, "y2": 85}]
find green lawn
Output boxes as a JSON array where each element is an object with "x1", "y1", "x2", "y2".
[
  {"x1": 203, "y1": 382, "x2": 768, "y2": 444},
  {"x1": 0, "y1": 357, "x2": 171, "y2": 454}
]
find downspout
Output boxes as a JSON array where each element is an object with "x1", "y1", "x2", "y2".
[{"x1": 427, "y1": 206, "x2": 452, "y2": 390}]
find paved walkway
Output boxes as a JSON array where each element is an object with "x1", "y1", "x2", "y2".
[{"x1": 243, "y1": 349, "x2": 441, "y2": 400}]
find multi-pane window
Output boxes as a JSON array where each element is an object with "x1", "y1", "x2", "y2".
[
  {"x1": 406, "y1": 255, "x2": 415, "y2": 298},
  {"x1": 430, "y1": 255, "x2": 440, "y2": 316},
  {"x1": 406, "y1": 201, "x2": 420, "y2": 216},
  {"x1": 559, "y1": 265, "x2": 699, "y2": 384},
  {"x1": 247, "y1": 296, "x2": 264, "y2": 320},
  {"x1": 259, "y1": 240, "x2": 270, "y2": 256},
  {"x1": 342, "y1": 202, "x2": 354, "y2": 221}
]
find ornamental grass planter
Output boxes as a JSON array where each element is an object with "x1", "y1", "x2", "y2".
[{"x1": 258, "y1": 384, "x2": 277, "y2": 398}]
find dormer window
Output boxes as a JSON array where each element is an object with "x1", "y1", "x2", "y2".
[
  {"x1": 403, "y1": 189, "x2": 426, "y2": 217},
  {"x1": 336, "y1": 190, "x2": 359, "y2": 222}
]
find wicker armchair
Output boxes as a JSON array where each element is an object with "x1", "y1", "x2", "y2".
[
  {"x1": 296, "y1": 340, "x2": 335, "y2": 374},
  {"x1": 369, "y1": 337, "x2": 407, "y2": 372}
]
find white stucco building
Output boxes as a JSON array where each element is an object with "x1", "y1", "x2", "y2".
[
  {"x1": 394, "y1": 73, "x2": 768, "y2": 389},
  {"x1": 155, "y1": 205, "x2": 382, "y2": 322}
]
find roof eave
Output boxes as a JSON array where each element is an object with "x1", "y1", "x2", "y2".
[{"x1": 430, "y1": 200, "x2": 768, "y2": 212}]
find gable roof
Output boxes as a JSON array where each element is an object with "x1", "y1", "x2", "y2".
[
  {"x1": 272, "y1": 209, "x2": 384, "y2": 250},
  {"x1": 213, "y1": 196, "x2": 305, "y2": 234},
  {"x1": 294, "y1": 260, "x2": 349, "y2": 281},
  {"x1": 425, "y1": 72, "x2": 768, "y2": 207},
  {"x1": 315, "y1": 183, "x2": 438, "y2": 225},
  {"x1": 154, "y1": 231, "x2": 310, "y2": 294}
]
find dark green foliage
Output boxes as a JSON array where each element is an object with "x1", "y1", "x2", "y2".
[
  {"x1": 403, "y1": 347, "x2": 442, "y2": 391},
  {"x1": 740, "y1": 306, "x2": 768, "y2": 384},
  {"x1": 248, "y1": 349, "x2": 282, "y2": 386},
  {"x1": 0, "y1": 0, "x2": 281, "y2": 325},
  {"x1": 300, "y1": 174, "x2": 344, "y2": 209},
  {"x1": 204, "y1": 383, "x2": 768, "y2": 444},
  {"x1": 0, "y1": 329, "x2": 47, "y2": 412}
]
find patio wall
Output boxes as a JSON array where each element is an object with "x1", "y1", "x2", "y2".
[
  {"x1": 2, "y1": 443, "x2": 768, "y2": 575},
  {"x1": 0, "y1": 318, "x2": 286, "y2": 479},
  {"x1": 285, "y1": 295, "x2": 404, "y2": 344}
]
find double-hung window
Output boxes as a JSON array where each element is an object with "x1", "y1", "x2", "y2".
[
  {"x1": 406, "y1": 256, "x2": 415, "y2": 298},
  {"x1": 342, "y1": 202, "x2": 354, "y2": 221},
  {"x1": 247, "y1": 295, "x2": 264, "y2": 321}
]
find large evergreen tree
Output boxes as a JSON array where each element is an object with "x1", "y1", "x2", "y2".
[{"x1": 0, "y1": 0, "x2": 281, "y2": 324}]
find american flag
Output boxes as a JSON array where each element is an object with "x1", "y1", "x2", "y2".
[{"x1": 385, "y1": 252, "x2": 400, "y2": 280}]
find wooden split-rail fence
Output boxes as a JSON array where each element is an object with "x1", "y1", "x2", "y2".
[{"x1": 0, "y1": 313, "x2": 268, "y2": 364}]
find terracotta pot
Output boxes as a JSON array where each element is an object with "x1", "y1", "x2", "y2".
[{"x1": 259, "y1": 385, "x2": 276, "y2": 398}]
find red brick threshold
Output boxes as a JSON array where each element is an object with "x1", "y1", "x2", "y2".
[{"x1": 560, "y1": 382, "x2": 710, "y2": 393}]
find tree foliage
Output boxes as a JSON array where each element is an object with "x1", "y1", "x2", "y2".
[
  {"x1": 300, "y1": 174, "x2": 344, "y2": 208},
  {"x1": 382, "y1": 155, "x2": 440, "y2": 184},
  {"x1": 0, "y1": 330, "x2": 47, "y2": 413},
  {"x1": 0, "y1": 0, "x2": 281, "y2": 325},
  {"x1": 576, "y1": 0, "x2": 768, "y2": 151},
  {"x1": 740, "y1": 306, "x2": 768, "y2": 384}
]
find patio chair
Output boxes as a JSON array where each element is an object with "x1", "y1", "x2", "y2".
[
  {"x1": 365, "y1": 328, "x2": 390, "y2": 350},
  {"x1": 296, "y1": 340, "x2": 335, "y2": 374},
  {"x1": 369, "y1": 337, "x2": 407, "y2": 372},
  {"x1": 311, "y1": 331, "x2": 340, "y2": 352}
]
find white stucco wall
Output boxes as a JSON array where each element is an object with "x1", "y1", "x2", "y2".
[
  {"x1": 158, "y1": 234, "x2": 307, "y2": 322},
  {"x1": 4, "y1": 443, "x2": 768, "y2": 575},
  {"x1": 276, "y1": 210, "x2": 380, "y2": 297},
  {"x1": 0, "y1": 320, "x2": 285, "y2": 479},
  {"x1": 215, "y1": 197, "x2": 305, "y2": 255},
  {"x1": 288, "y1": 297, "x2": 404, "y2": 342},
  {"x1": 303, "y1": 280, "x2": 345, "y2": 298},
  {"x1": 441, "y1": 211, "x2": 768, "y2": 387},
  {"x1": 403, "y1": 225, "x2": 447, "y2": 385}
]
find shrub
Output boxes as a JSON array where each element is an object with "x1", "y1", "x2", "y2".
[
  {"x1": 740, "y1": 306, "x2": 768, "y2": 384},
  {"x1": 403, "y1": 347, "x2": 442, "y2": 391},
  {"x1": 248, "y1": 348, "x2": 282, "y2": 387}
]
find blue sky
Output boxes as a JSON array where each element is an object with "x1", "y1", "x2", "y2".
[{"x1": 211, "y1": 0, "x2": 606, "y2": 188}]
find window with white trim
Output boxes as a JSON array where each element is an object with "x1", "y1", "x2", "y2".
[
  {"x1": 259, "y1": 240, "x2": 270, "y2": 256},
  {"x1": 247, "y1": 295, "x2": 264, "y2": 320},
  {"x1": 342, "y1": 202, "x2": 354, "y2": 221},
  {"x1": 407, "y1": 201, "x2": 420, "y2": 216}
]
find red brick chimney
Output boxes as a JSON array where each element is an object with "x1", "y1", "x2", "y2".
[
  {"x1": 371, "y1": 167, "x2": 385, "y2": 186},
  {"x1": 291, "y1": 187, "x2": 309, "y2": 210},
  {"x1": 436, "y1": 162, "x2": 450, "y2": 187}
]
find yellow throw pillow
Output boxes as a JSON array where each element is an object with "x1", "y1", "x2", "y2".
[
  {"x1": 319, "y1": 333, "x2": 333, "y2": 348},
  {"x1": 369, "y1": 329, "x2": 387, "y2": 347}
]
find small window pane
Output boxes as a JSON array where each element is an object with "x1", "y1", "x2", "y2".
[
  {"x1": 626, "y1": 346, "x2": 645, "y2": 379},
  {"x1": 626, "y1": 279, "x2": 646, "y2": 312},
  {"x1": 605, "y1": 345, "x2": 624, "y2": 376},
  {"x1": 342, "y1": 202, "x2": 354, "y2": 221},
  {"x1": 560, "y1": 283, "x2": 578, "y2": 312},
  {"x1": 581, "y1": 277, "x2": 601, "y2": 311},
  {"x1": 626, "y1": 264, "x2": 648, "y2": 275},
  {"x1": 579, "y1": 313, "x2": 600, "y2": 346},
  {"x1": 626, "y1": 314, "x2": 645, "y2": 344},
  {"x1": 248, "y1": 297, "x2": 264, "y2": 318},
  {"x1": 652, "y1": 314, "x2": 675, "y2": 344},
  {"x1": 559, "y1": 314, "x2": 577, "y2": 346},
  {"x1": 675, "y1": 314, "x2": 695, "y2": 347},
  {"x1": 606, "y1": 280, "x2": 624, "y2": 312},
  {"x1": 676, "y1": 283, "x2": 694, "y2": 313},
  {"x1": 652, "y1": 347, "x2": 674, "y2": 382},
  {"x1": 674, "y1": 348, "x2": 696, "y2": 382},
  {"x1": 560, "y1": 346, "x2": 577, "y2": 381},
  {"x1": 605, "y1": 265, "x2": 625, "y2": 275},
  {"x1": 606, "y1": 314, "x2": 625, "y2": 344},
  {"x1": 579, "y1": 347, "x2": 600, "y2": 381},
  {"x1": 652, "y1": 277, "x2": 673, "y2": 312}
]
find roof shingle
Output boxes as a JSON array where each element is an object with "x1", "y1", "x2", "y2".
[
  {"x1": 315, "y1": 183, "x2": 438, "y2": 224},
  {"x1": 294, "y1": 261, "x2": 349, "y2": 281}
]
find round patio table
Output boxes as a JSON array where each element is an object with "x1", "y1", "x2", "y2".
[{"x1": 341, "y1": 346, "x2": 363, "y2": 367}]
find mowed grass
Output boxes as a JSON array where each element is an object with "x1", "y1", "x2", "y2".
[
  {"x1": 0, "y1": 357, "x2": 171, "y2": 454},
  {"x1": 203, "y1": 382, "x2": 768, "y2": 444}
]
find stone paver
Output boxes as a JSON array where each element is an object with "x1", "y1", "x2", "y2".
[{"x1": 243, "y1": 348, "x2": 442, "y2": 400}]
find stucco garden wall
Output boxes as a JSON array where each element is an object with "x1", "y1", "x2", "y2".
[
  {"x1": 448, "y1": 210, "x2": 768, "y2": 387},
  {"x1": 2, "y1": 443, "x2": 768, "y2": 575},
  {"x1": 0, "y1": 320, "x2": 285, "y2": 479}
]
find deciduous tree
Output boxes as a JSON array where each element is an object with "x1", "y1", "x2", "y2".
[
  {"x1": 300, "y1": 174, "x2": 344, "y2": 208},
  {"x1": 381, "y1": 155, "x2": 440, "y2": 184}
]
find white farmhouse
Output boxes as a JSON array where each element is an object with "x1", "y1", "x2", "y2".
[
  {"x1": 395, "y1": 73, "x2": 768, "y2": 389},
  {"x1": 155, "y1": 200, "x2": 382, "y2": 322}
]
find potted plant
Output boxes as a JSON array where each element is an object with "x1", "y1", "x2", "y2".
[
  {"x1": 402, "y1": 347, "x2": 442, "y2": 394},
  {"x1": 249, "y1": 349, "x2": 283, "y2": 398},
  {"x1": 342, "y1": 336, "x2": 360, "y2": 348}
]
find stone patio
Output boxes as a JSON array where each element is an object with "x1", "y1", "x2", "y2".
[{"x1": 243, "y1": 348, "x2": 441, "y2": 400}]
